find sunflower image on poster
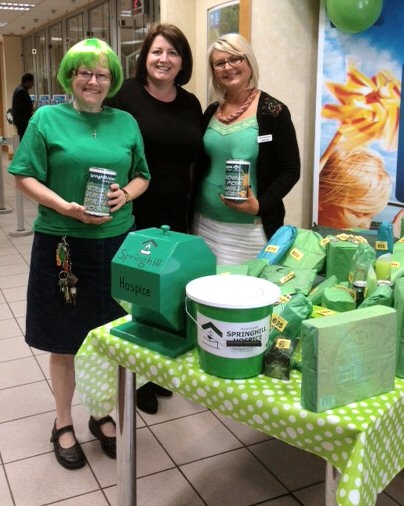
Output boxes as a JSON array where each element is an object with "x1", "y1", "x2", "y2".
[{"x1": 316, "y1": 0, "x2": 404, "y2": 235}]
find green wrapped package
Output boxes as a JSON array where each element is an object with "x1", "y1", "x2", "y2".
[
  {"x1": 358, "y1": 285, "x2": 394, "y2": 308},
  {"x1": 308, "y1": 275, "x2": 338, "y2": 305},
  {"x1": 280, "y1": 229, "x2": 327, "y2": 273},
  {"x1": 391, "y1": 239, "x2": 404, "y2": 281},
  {"x1": 394, "y1": 277, "x2": 404, "y2": 378},
  {"x1": 268, "y1": 292, "x2": 312, "y2": 346},
  {"x1": 321, "y1": 284, "x2": 356, "y2": 312},
  {"x1": 348, "y1": 242, "x2": 376, "y2": 285},
  {"x1": 242, "y1": 258, "x2": 269, "y2": 277},
  {"x1": 326, "y1": 240, "x2": 359, "y2": 282},
  {"x1": 259, "y1": 264, "x2": 317, "y2": 296},
  {"x1": 301, "y1": 306, "x2": 397, "y2": 412},
  {"x1": 264, "y1": 335, "x2": 299, "y2": 380}
]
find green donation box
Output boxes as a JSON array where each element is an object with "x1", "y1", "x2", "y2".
[{"x1": 110, "y1": 225, "x2": 216, "y2": 357}]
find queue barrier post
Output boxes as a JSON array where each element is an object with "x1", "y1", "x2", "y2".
[
  {"x1": 0, "y1": 136, "x2": 13, "y2": 215},
  {"x1": 8, "y1": 135, "x2": 33, "y2": 238}
]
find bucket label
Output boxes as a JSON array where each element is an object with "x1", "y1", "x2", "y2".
[{"x1": 196, "y1": 312, "x2": 269, "y2": 359}]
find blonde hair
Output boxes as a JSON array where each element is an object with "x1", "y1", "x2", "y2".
[
  {"x1": 319, "y1": 148, "x2": 391, "y2": 223},
  {"x1": 207, "y1": 33, "x2": 259, "y2": 103}
]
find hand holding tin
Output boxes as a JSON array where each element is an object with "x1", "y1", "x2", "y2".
[{"x1": 221, "y1": 186, "x2": 259, "y2": 215}]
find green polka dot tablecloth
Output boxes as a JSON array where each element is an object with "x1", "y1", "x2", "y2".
[{"x1": 75, "y1": 315, "x2": 404, "y2": 506}]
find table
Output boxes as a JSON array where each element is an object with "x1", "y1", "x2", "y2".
[{"x1": 75, "y1": 315, "x2": 404, "y2": 506}]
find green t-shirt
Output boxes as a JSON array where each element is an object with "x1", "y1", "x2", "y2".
[
  {"x1": 8, "y1": 103, "x2": 150, "y2": 238},
  {"x1": 195, "y1": 116, "x2": 259, "y2": 224}
]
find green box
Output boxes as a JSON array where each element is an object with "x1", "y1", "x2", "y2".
[
  {"x1": 111, "y1": 226, "x2": 216, "y2": 357},
  {"x1": 326, "y1": 241, "x2": 359, "y2": 282},
  {"x1": 301, "y1": 306, "x2": 397, "y2": 412},
  {"x1": 394, "y1": 277, "x2": 404, "y2": 378}
]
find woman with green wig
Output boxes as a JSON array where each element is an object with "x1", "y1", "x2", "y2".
[{"x1": 8, "y1": 38, "x2": 150, "y2": 470}]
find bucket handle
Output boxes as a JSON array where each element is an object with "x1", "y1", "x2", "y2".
[{"x1": 185, "y1": 297, "x2": 209, "y2": 339}]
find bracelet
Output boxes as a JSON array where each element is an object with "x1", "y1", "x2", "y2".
[{"x1": 122, "y1": 187, "x2": 132, "y2": 204}]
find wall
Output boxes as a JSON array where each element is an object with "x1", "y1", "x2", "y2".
[
  {"x1": 251, "y1": 0, "x2": 320, "y2": 229},
  {"x1": 0, "y1": 36, "x2": 22, "y2": 138},
  {"x1": 160, "y1": 0, "x2": 198, "y2": 93}
]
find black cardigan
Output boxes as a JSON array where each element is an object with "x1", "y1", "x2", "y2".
[{"x1": 195, "y1": 91, "x2": 301, "y2": 239}]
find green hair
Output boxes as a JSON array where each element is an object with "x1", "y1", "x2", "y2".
[{"x1": 57, "y1": 38, "x2": 123, "y2": 98}]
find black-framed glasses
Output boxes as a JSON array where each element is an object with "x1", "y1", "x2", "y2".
[
  {"x1": 212, "y1": 55, "x2": 245, "y2": 71},
  {"x1": 75, "y1": 70, "x2": 111, "y2": 83}
]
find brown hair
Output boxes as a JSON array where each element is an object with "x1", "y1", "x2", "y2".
[{"x1": 135, "y1": 23, "x2": 193, "y2": 86}]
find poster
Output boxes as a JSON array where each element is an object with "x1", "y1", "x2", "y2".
[{"x1": 313, "y1": 0, "x2": 404, "y2": 235}]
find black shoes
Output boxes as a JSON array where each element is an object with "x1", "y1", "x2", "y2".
[
  {"x1": 88, "y1": 415, "x2": 116, "y2": 459},
  {"x1": 50, "y1": 421, "x2": 86, "y2": 470},
  {"x1": 136, "y1": 382, "x2": 172, "y2": 415}
]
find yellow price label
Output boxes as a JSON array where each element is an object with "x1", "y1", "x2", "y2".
[
  {"x1": 279, "y1": 271, "x2": 295, "y2": 284},
  {"x1": 375, "y1": 241, "x2": 388, "y2": 251},
  {"x1": 289, "y1": 248, "x2": 303, "y2": 262},
  {"x1": 275, "y1": 338, "x2": 291, "y2": 350},
  {"x1": 271, "y1": 313, "x2": 287, "y2": 332},
  {"x1": 265, "y1": 244, "x2": 279, "y2": 253},
  {"x1": 316, "y1": 309, "x2": 336, "y2": 316}
]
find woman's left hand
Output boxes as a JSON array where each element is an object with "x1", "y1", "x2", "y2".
[
  {"x1": 107, "y1": 183, "x2": 128, "y2": 213},
  {"x1": 220, "y1": 186, "x2": 259, "y2": 215}
]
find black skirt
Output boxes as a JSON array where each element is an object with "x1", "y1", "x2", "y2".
[{"x1": 26, "y1": 231, "x2": 129, "y2": 354}]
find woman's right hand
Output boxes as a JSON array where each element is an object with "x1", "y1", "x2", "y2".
[
  {"x1": 14, "y1": 176, "x2": 112, "y2": 224},
  {"x1": 65, "y1": 202, "x2": 112, "y2": 225}
]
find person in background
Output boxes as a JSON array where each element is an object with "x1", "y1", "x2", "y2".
[
  {"x1": 8, "y1": 38, "x2": 150, "y2": 470},
  {"x1": 11, "y1": 72, "x2": 34, "y2": 140},
  {"x1": 318, "y1": 147, "x2": 392, "y2": 230},
  {"x1": 191, "y1": 33, "x2": 300, "y2": 265},
  {"x1": 106, "y1": 23, "x2": 203, "y2": 414}
]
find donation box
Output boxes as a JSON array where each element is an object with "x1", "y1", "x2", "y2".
[{"x1": 110, "y1": 225, "x2": 216, "y2": 357}]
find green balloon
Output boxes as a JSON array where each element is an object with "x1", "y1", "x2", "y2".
[{"x1": 326, "y1": 0, "x2": 383, "y2": 34}]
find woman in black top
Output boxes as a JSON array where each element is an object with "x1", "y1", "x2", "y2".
[{"x1": 106, "y1": 23, "x2": 203, "y2": 414}]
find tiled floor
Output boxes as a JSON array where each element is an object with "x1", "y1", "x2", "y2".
[{"x1": 0, "y1": 148, "x2": 403, "y2": 505}]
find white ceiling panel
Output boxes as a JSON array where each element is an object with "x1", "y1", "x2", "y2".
[{"x1": 0, "y1": 0, "x2": 98, "y2": 37}]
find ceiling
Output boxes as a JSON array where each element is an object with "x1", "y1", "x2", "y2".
[{"x1": 0, "y1": 0, "x2": 98, "y2": 38}]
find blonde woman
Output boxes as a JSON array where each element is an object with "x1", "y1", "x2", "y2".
[
  {"x1": 191, "y1": 33, "x2": 300, "y2": 264},
  {"x1": 318, "y1": 148, "x2": 391, "y2": 229}
]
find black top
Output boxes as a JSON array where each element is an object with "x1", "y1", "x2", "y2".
[
  {"x1": 195, "y1": 91, "x2": 301, "y2": 239},
  {"x1": 12, "y1": 83, "x2": 33, "y2": 137},
  {"x1": 106, "y1": 78, "x2": 203, "y2": 232}
]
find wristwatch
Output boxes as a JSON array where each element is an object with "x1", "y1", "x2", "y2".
[{"x1": 122, "y1": 187, "x2": 132, "y2": 204}]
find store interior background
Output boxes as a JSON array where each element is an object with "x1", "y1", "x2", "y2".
[{"x1": 0, "y1": 0, "x2": 318, "y2": 233}]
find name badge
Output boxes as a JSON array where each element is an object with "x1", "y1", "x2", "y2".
[{"x1": 257, "y1": 134, "x2": 272, "y2": 143}]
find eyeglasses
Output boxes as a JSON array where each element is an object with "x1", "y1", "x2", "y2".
[
  {"x1": 75, "y1": 70, "x2": 112, "y2": 83},
  {"x1": 212, "y1": 55, "x2": 245, "y2": 71}
]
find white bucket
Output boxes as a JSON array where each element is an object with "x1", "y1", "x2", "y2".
[{"x1": 186, "y1": 275, "x2": 280, "y2": 378}]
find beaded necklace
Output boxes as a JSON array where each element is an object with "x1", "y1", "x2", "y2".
[{"x1": 217, "y1": 88, "x2": 258, "y2": 124}]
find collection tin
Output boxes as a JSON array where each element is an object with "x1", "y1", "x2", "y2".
[
  {"x1": 224, "y1": 159, "x2": 250, "y2": 200},
  {"x1": 83, "y1": 167, "x2": 116, "y2": 216}
]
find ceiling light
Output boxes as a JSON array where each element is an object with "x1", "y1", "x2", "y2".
[{"x1": 0, "y1": 2, "x2": 35, "y2": 11}]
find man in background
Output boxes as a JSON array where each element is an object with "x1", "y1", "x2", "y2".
[{"x1": 12, "y1": 73, "x2": 34, "y2": 140}]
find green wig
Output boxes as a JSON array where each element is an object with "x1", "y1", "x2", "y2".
[{"x1": 57, "y1": 38, "x2": 123, "y2": 98}]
